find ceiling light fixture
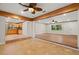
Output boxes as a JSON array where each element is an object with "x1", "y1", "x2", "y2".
[
  {"x1": 28, "y1": 8, "x2": 34, "y2": 12},
  {"x1": 52, "y1": 20, "x2": 55, "y2": 23},
  {"x1": 52, "y1": 20, "x2": 58, "y2": 23},
  {"x1": 63, "y1": 14, "x2": 66, "y2": 16},
  {"x1": 13, "y1": 16, "x2": 19, "y2": 19},
  {"x1": 19, "y1": 3, "x2": 43, "y2": 14}
]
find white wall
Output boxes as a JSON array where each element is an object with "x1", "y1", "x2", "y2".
[
  {"x1": 0, "y1": 16, "x2": 6, "y2": 44},
  {"x1": 46, "y1": 22, "x2": 78, "y2": 35},
  {"x1": 34, "y1": 11, "x2": 79, "y2": 35},
  {"x1": 77, "y1": 10, "x2": 79, "y2": 48},
  {"x1": 34, "y1": 22, "x2": 46, "y2": 34},
  {"x1": 22, "y1": 21, "x2": 27, "y2": 35},
  {"x1": 22, "y1": 21, "x2": 46, "y2": 37},
  {"x1": 46, "y1": 11, "x2": 79, "y2": 35},
  {"x1": 22, "y1": 21, "x2": 33, "y2": 37}
]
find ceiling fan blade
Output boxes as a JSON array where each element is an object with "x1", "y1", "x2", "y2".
[
  {"x1": 23, "y1": 9, "x2": 28, "y2": 11},
  {"x1": 34, "y1": 7, "x2": 42, "y2": 11},
  {"x1": 29, "y1": 3, "x2": 37, "y2": 7},
  {"x1": 19, "y1": 3, "x2": 29, "y2": 7}
]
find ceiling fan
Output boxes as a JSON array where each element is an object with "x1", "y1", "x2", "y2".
[
  {"x1": 19, "y1": 3, "x2": 44, "y2": 14},
  {"x1": 52, "y1": 20, "x2": 58, "y2": 23}
]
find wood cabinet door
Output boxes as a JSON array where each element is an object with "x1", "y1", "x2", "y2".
[{"x1": 63, "y1": 35, "x2": 77, "y2": 48}]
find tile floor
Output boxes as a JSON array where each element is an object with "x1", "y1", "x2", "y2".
[{"x1": 0, "y1": 38, "x2": 79, "y2": 55}]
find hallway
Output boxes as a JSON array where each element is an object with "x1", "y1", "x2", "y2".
[{"x1": 0, "y1": 38, "x2": 79, "y2": 55}]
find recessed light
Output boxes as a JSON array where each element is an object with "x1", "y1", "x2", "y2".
[{"x1": 13, "y1": 16, "x2": 19, "y2": 19}]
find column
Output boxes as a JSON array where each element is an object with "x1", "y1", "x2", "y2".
[
  {"x1": 0, "y1": 16, "x2": 6, "y2": 45},
  {"x1": 77, "y1": 10, "x2": 79, "y2": 48}
]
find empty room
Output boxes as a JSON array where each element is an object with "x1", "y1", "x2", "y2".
[{"x1": 0, "y1": 3, "x2": 79, "y2": 55}]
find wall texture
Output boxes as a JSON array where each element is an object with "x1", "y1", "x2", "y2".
[
  {"x1": 77, "y1": 10, "x2": 79, "y2": 48},
  {"x1": 22, "y1": 21, "x2": 33, "y2": 36},
  {"x1": 0, "y1": 16, "x2": 6, "y2": 44},
  {"x1": 22, "y1": 21, "x2": 46, "y2": 37},
  {"x1": 46, "y1": 11, "x2": 79, "y2": 35}
]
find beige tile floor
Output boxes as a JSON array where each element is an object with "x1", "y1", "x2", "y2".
[{"x1": 0, "y1": 38, "x2": 79, "y2": 55}]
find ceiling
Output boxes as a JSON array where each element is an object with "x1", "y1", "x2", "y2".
[{"x1": 0, "y1": 3, "x2": 71, "y2": 18}]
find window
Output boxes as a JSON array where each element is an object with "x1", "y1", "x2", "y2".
[{"x1": 51, "y1": 24, "x2": 62, "y2": 31}]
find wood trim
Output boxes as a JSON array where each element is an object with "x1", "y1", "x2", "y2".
[
  {"x1": 33, "y1": 3, "x2": 79, "y2": 21},
  {"x1": 0, "y1": 11, "x2": 33, "y2": 21}
]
